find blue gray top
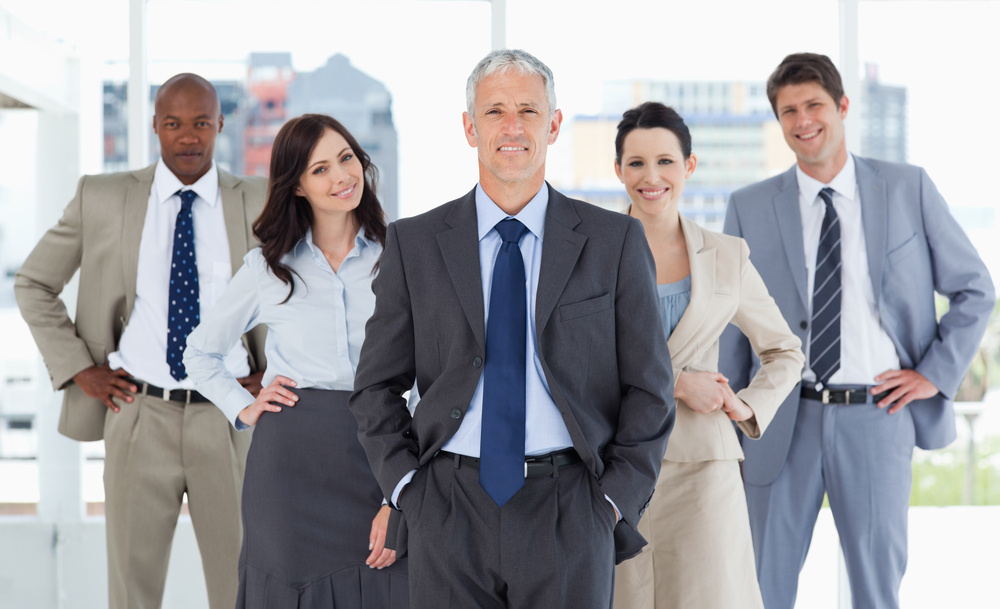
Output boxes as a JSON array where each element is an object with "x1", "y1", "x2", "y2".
[{"x1": 657, "y1": 275, "x2": 692, "y2": 338}]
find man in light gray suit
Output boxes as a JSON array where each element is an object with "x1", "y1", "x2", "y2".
[
  {"x1": 16, "y1": 74, "x2": 266, "y2": 609},
  {"x1": 721, "y1": 53, "x2": 995, "y2": 609},
  {"x1": 350, "y1": 50, "x2": 674, "y2": 608}
]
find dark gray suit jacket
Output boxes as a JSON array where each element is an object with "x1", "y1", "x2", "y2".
[{"x1": 350, "y1": 184, "x2": 675, "y2": 546}]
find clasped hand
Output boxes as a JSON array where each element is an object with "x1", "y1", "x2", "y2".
[{"x1": 674, "y1": 371, "x2": 754, "y2": 422}]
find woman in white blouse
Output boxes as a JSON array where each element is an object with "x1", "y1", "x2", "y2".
[{"x1": 185, "y1": 114, "x2": 407, "y2": 608}]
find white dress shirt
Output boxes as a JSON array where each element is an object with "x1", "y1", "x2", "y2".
[
  {"x1": 797, "y1": 154, "x2": 900, "y2": 387},
  {"x1": 108, "y1": 160, "x2": 249, "y2": 389},
  {"x1": 184, "y1": 228, "x2": 381, "y2": 427}
]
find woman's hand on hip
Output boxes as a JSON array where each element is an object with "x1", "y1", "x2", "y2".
[{"x1": 236, "y1": 376, "x2": 298, "y2": 427}]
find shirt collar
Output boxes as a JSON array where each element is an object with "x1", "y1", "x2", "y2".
[
  {"x1": 153, "y1": 159, "x2": 220, "y2": 207},
  {"x1": 294, "y1": 225, "x2": 374, "y2": 261},
  {"x1": 475, "y1": 182, "x2": 548, "y2": 242},
  {"x1": 796, "y1": 152, "x2": 857, "y2": 206}
]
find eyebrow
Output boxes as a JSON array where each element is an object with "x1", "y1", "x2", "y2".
[{"x1": 308, "y1": 147, "x2": 352, "y2": 169}]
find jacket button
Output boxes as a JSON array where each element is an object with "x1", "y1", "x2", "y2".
[
  {"x1": 473, "y1": 357, "x2": 483, "y2": 368},
  {"x1": 450, "y1": 408, "x2": 462, "y2": 419},
  {"x1": 799, "y1": 320, "x2": 808, "y2": 330}
]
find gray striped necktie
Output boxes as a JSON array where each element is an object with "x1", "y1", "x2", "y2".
[{"x1": 810, "y1": 187, "x2": 841, "y2": 387}]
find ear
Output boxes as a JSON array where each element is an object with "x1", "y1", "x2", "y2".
[
  {"x1": 294, "y1": 185, "x2": 305, "y2": 198},
  {"x1": 152, "y1": 115, "x2": 158, "y2": 135},
  {"x1": 218, "y1": 114, "x2": 224, "y2": 133},
  {"x1": 613, "y1": 160, "x2": 624, "y2": 183},
  {"x1": 462, "y1": 112, "x2": 477, "y2": 148},
  {"x1": 838, "y1": 95, "x2": 850, "y2": 119},
  {"x1": 685, "y1": 153, "x2": 698, "y2": 179},
  {"x1": 547, "y1": 109, "x2": 563, "y2": 145}
]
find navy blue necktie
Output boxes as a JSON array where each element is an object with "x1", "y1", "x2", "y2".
[
  {"x1": 480, "y1": 218, "x2": 529, "y2": 507},
  {"x1": 810, "y1": 187, "x2": 841, "y2": 387},
  {"x1": 166, "y1": 190, "x2": 200, "y2": 380}
]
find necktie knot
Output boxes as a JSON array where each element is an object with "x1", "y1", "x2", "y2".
[
  {"x1": 819, "y1": 187, "x2": 835, "y2": 208},
  {"x1": 495, "y1": 218, "x2": 528, "y2": 245},
  {"x1": 178, "y1": 189, "x2": 197, "y2": 211}
]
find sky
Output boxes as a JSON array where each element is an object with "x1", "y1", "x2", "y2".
[{"x1": 3, "y1": 0, "x2": 999, "y2": 236}]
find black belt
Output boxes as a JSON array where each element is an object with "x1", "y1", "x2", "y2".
[
  {"x1": 801, "y1": 386, "x2": 888, "y2": 405},
  {"x1": 438, "y1": 448, "x2": 582, "y2": 478},
  {"x1": 126, "y1": 378, "x2": 211, "y2": 404}
]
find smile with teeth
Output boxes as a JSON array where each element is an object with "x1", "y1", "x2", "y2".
[
  {"x1": 639, "y1": 188, "x2": 667, "y2": 199},
  {"x1": 797, "y1": 129, "x2": 821, "y2": 140},
  {"x1": 333, "y1": 184, "x2": 356, "y2": 198},
  {"x1": 498, "y1": 145, "x2": 527, "y2": 152}
]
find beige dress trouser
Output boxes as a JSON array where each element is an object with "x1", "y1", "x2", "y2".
[
  {"x1": 104, "y1": 391, "x2": 250, "y2": 609},
  {"x1": 614, "y1": 458, "x2": 764, "y2": 609}
]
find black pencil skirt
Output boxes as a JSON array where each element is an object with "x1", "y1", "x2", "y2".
[{"x1": 235, "y1": 388, "x2": 408, "y2": 608}]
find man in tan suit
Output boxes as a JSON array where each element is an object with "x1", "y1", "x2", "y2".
[{"x1": 15, "y1": 73, "x2": 266, "y2": 609}]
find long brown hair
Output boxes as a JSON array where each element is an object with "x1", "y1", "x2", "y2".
[{"x1": 252, "y1": 114, "x2": 386, "y2": 302}]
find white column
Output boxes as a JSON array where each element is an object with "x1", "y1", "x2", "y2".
[
  {"x1": 491, "y1": 0, "x2": 506, "y2": 50},
  {"x1": 128, "y1": 0, "x2": 149, "y2": 169},
  {"x1": 33, "y1": 110, "x2": 84, "y2": 527},
  {"x1": 839, "y1": 0, "x2": 861, "y2": 154}
]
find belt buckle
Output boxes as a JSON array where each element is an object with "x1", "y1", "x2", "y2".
[
  {"x1": 821, "y1": 388, "x2": 830, "y2": 404},
  {"x1": 524, "y1": 461, "x2": 528, "y2": 479},
  {"x1": 843, "y1": 390, "x2": 852, "y2": 404}
]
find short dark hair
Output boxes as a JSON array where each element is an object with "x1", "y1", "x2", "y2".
[
  {"x1": 615, "y1": 101, "x2": 692, "y2": 163},
  {"x1": 252, "y1": 113, "x2": 386, "y2": 302},
  {"x1": 766, "y1": 53, "x2": 845, "y2": 117}
]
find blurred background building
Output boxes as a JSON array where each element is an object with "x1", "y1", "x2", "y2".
[{"x1": 562, "y1": 67, "x2": 908, "y2": 231}]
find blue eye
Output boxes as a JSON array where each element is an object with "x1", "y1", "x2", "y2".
[
  {"x1": 628, "y1": 161, "x2": 643, "y2": 168},
  {"x1": 659, "y1": 159, "x2": 673, "y2": 165}
]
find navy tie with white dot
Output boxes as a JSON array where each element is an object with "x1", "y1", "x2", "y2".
[{"x1": 166, "y1": 189, "x2": 200, "y2": 380}]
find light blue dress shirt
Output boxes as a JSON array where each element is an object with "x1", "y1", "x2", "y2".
[
  {"x1": 184, "y1": 227, "x2": 381, "y2": 428},
  {"x1": 657, "y1": 276, "x2": 692, "y2": 339},
  {"x1": 393, "y1": 183, "x2": 576, "y2": 508},
  {"x1": 441, "y1": 183, "x2": 574, "y2": 457}
]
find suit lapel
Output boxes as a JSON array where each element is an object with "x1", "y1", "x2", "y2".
[
  {"x1": 665, "y1": 216, "x2": 712, "y2": 364},
  {"x1": 771, "y1": 168, "x2": 809, "y2": 310},
  {"x1": 855, "y1": 157, "x2": 887, "y2": 304},
  {"x1": 437, "y1": 190, "x2": 486, "y2": 350},
  {"x1": 536, "y1": 187, "x2": 586, "y2": 334},
  {"x1": 219, "y1": 169, "x2": 250, "y2": 273},
  {"x1": 122, "y1": 165, "x2": 156, "y2": 315}
]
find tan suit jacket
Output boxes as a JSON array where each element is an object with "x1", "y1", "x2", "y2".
[
  {"x1": 15, "y1": 164, "x2": 267, "y2": 441},
  {"x1": 663, "y1": 215, "x2": 803, "y2": 462}
]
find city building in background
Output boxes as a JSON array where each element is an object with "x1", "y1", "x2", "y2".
[
  {"x1": 101, "y1": 52, "x2": 399, "y2": 219},
  {"x1": 859, "y1": 62, "x2": 907, "y2": 164},
  {"x1": 564, "y1": 68, "x2": 906, "y2": 231}
]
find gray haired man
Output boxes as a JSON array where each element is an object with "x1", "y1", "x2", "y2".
[{"x1": 350, "y1": 49, "x2": 675, "y2": 608}]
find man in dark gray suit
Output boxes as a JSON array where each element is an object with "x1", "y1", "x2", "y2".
[
  {"x1": 350, "y1": 49, "x2": 675, "y2": 608},
  {"x1": 721, "y1": 53, "x2": 995, "y2": 609}
]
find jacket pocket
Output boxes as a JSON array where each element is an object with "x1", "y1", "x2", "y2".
[{"x1": 559, "y1": 293, "x2": 611, "y2": 321}]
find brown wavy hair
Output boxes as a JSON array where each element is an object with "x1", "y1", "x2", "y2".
[{"x1": 252, "y1": 114, "x2": 386, "y2": 302}]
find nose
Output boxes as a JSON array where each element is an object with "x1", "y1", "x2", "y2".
[
  {"x1": 643, "y1": 163, "x2": 661, "y2": 183},
  {"x1": 177, "y1": 125, "x2": 199, "y2": 144},
  {"x1": 330, "y1": 161, "x2": 350, "y2": 183},
  {"x1": 500, "y1": 112, "x2": 525, "y2": 136}
]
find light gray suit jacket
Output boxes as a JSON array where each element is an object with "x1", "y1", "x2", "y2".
[
  {"x1": 720, "y1": 157, "x2": 995, "y2": 486},
  {"x1": 350, "y1": 184, "x2": 675, "y2": 534},
  {"x1": 15, "y1": 164, "x2": 268, "y2": 442}
]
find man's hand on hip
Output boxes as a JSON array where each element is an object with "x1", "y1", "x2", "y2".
[
  {"x1": 872, "y1": 369, "x2": 940, "y2": 414},
  {"x1": 73, "y1": 364, "x2": 136, "y2": 412}
]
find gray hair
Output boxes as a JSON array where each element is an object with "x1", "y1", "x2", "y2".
[{"x1": 465, "y1": 49, "x2": 557, "y2": 117}]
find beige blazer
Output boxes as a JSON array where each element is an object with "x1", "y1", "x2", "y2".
[
  {"x1": 663, "y1": 215, "x2": 803, "y2": 462},
  {"x1": 15, "y1": 164, "x2": 267, "y2": 441}
]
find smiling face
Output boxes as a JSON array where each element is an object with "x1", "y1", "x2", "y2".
[
  {"x1": 615, "y1": 127, "x2": 696, "y2": 220},
  {"x1": 153, "y1": 80, "x2": 222, "y2": 185},
  {"x1": 295, "y1": 128, "x2": 364, "y2": 217},
  {"x1": 775, "y1": 81, "x2": 849, "y2": 179},
  {"x1": 462, "y1": 70, "x2": 562, "y2": 198}
]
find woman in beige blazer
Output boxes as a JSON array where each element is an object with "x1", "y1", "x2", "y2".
[{"x1": 612, "y1": 102, "x2": 804, "y2": 608}]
